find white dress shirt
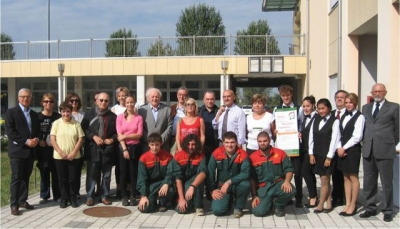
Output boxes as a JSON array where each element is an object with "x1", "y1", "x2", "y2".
[
  {"x1": 337, "y1": 110, "x2": 365, "y2": 149},
  {"x1": 308, "y1": 115, "x2": 341, "y2": 158},
  {"x1": 212, "y1": 104, "x2": 246, "y2": 144}
]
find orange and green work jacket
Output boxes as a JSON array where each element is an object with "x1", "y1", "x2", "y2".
[
  {"x1": 249, "y1": 147, "x2": 294, "y2": 189},
  {"x1": 170, "y1": 150, "x2": 207, "y2": 182},
  {"x1": 208, "y1": 146, "x2": 250, "y2": 190},
  {"x1": 137, "y1": 149, "x2": 174, "y2": 196}
]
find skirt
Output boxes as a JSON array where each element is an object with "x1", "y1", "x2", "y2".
[{"x1": 337, "y1": 147, "x2": 361, "y2": 174}]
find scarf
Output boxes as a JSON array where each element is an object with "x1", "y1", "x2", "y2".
[{"x1": 95, "y1": 106, "x2": 109, "y2": 139}]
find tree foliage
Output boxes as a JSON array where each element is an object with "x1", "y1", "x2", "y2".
[
  {"x1": 238, "y1": 87, "x2": 280, "y2": 110},
  {"x1": 176, "y1": 3, "x2": 226, "y2": 55},
  {"x1": 147, "y1": 40, "x2": 175, "y2": 56},
  {"x1": 106, "y1": 28, "x2": 140, "y2": 57},
  {"x1": 234, "y1": 20, "x2": 280, "y2": 55},
  {"x1": 1, "y1": 32, "x2": 15, "y2": 60}
]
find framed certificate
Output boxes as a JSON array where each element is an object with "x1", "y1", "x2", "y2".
[{"x1": 275, "y1": 107, "x2": 299, "y2": 157}]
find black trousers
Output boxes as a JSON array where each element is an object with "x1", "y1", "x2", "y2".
[
  {"x1": 9, "y1": 155, "x2": 34, "y2": 207},
  {"x1": 301, "y1": 153, "x2": 317, "y2": 199},
  {"x1": 55, "y1": 159, "x2": 79, "y2": 201},
  {"x1": 290, "y1": 156, "x2": 303, "y2": 201},
  {"x1": 331, "y1": 155, "x2": 344, "y2": 202},
  {"x1": 119, "y1": 144, "x2": 141, "y2": 198},
  {"x1": 74, "y1": 154, "x2": 84, "y2": 195}
]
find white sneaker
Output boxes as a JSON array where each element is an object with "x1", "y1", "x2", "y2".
[{"x1": 196, "y1": 208, "x2": 205, "y2": 216}]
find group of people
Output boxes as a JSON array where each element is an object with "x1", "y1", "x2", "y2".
[{"x1": 5, "y1": 83, "x2": 398, "y2": 222}]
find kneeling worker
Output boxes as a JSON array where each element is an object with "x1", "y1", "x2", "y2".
[
  {"x1": 208, "y1": 131, "x2": 250, "y2": 218},
  {"x1": 250, "y1": 131, "x2": 296, "y2": 217},
  {"x1": 171, "y1": 134, "x2": 207, "y2": 215},
  {"x1": 137, "y1": 133, "x2": 175, "y2": 213}
]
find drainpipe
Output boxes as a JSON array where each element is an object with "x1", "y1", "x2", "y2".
[
  {"x1": 338, "y1": 0, "x2": 342, "y2": 89},
  {"x1": 306, "y1": 0, "x2": 310, "y2": 95}
]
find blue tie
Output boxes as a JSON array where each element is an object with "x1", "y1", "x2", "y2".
[{"x1": 373, "y1": 103, "x2": 380, "y2": 119}]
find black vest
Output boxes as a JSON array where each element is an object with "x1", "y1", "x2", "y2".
[
  {"x1": 339, "y1": 111, "x2": 362, "y2": 150},
  {"x1": 301, "y1": 115, "x2": 315, "y2": 151},
  {"x1": 313, "y1": 115, "x2": 336, "y2": 157}
]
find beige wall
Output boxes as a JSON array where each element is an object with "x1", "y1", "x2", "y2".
[
  {"x1": 307, "y1": 0, "x2": 329, "y2": 100},
  {"x1": 328, "y1": 7, "x2": 338, "y2": 76},
  {"x1": 348, "y1": 0, "x2": 377, "y2": 34},
  {"x1": 1, "y1": 56, "x2": 307, "y2": 78}
]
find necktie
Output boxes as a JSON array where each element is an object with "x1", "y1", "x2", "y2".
[
  {"x1": 221, "y1": 108, "x2": 230, "y2": 137},
  {"x1": 24, "y1": 108, "x2": 32, "y2": 133},
  {"x1": 323, "y1": 117, "x2": 327, "y2": 122},
  {"x1": 373, "y1": 103, "x2": 380, "y2": 119},
  {"x1": 336, "y1": 110, "x2": 341, "y2": 119}
]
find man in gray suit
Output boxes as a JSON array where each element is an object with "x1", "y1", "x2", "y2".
[
  {"x1": 359, "y1": 83, "x2": 399, "y2": 222},
  {"x1": 139, "y1": 87, "x2": 173, "y2": 152}
]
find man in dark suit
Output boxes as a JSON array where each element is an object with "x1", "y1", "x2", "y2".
[
  {"x1": 359, "y1": 83, "x2": 399, "y2": 222},
  {"x1": 330, "y1": 90, "x2": 348, "y2": 207},
  {"x1": 5, "y1": 88, "x2": 39, "y2": 215},
  {"x1": 138, "y1": 87, "x2": 172, "y2": 152}
]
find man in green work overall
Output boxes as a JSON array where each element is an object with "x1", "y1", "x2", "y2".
[
  {"x1": 250, "y1": 131, "x2": 296, "y2": 217},
  {"x1": 208, "y1": 131, "x2": 250, "y2": 218},
  {"x1": 171, "y1": 134, "x2": 207, "y2": 216},
  {"x1": 137, "y1": 133, "x2": 175, "y2": 213}
]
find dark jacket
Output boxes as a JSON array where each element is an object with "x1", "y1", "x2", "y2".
[
  {"x1": 81, "y1": 107, "x2": 117, "y2": 164},
  {"x1": 5, "y1": 105, "x2": 39, "y2": 159},
  {"x1": 198, "y1": 104, "x2": 219, "y2": 146}
]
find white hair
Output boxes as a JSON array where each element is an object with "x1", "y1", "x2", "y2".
[
  {"x1": 145, "y1": 87, "x2": 162, "y2": 98},
  {"x1": 18, "y1": 88, "x2": 31, "y2": 96}
]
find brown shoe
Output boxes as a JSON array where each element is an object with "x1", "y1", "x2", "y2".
[
  {"x1": 86, "y1": 199, "x2": 94, "y2": 206},
  {"x1": 102, "y1": 198, "x2": 112, "y2": 205},
  {"x1": 11, "y1": 206, "x2": 19, "y2": 215},
  {"x1": 19, "y1": 202, "x2": 34, "y2": 210}
]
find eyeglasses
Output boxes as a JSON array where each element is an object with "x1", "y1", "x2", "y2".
[
  {"x1": 19, "y1": 96, "x2": 31, "y2": 99},
  {"x1": 185, "y1": 103, "x2": 195, "y2": 107},
  {"x1": 99, "y1": 99, "x2": 109, "y2": 103},
  {"x1": 43, "y1": 100, "x2": 54, "y2": 104},
  {"x1": 69, "y1": 99, "x2": 80, "y2": 103}
]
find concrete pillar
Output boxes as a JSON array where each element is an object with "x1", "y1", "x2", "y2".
[
  {"x1": 74, "y1": 76, "x2": 83, "y2": 98},
  {"x1": 7, "y1": 78, "x2": 16, "y2": 107},
  {"x1": 137, "y1": 75, "x2": 146, "y2": 106},
  {"x1": 220, "y1": 75, "x2": 225, "y2": 102}
]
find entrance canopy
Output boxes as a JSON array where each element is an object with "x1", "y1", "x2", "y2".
[{"x1": 262, "y1": 0, "x2": 298, "y2": 12}]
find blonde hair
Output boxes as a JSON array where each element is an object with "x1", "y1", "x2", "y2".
[{"x1": 185, "y1": 97, "x2": 198, "y2": 115}]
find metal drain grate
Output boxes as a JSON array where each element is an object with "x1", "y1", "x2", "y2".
[{"x1": 83, "y1": 206, "x2": 131, "y2": 218}]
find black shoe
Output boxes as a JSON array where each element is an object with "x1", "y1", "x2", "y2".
[
  {"x1": 323, "y1": 208, "x2": 333, "y2": 213},
  {"x1": 342, "y1": 208, "x2": 357, "y2": 217},
  {"x1": 275, "y1": 209, "x2": 285, "y2": 217},
  {"x1": 19, "y1": 201, "x2": 34, "y2": 210},
  {"x1": 383, "y1": 214, "x2": 393, "y2": 222},
  {"x1": 287, "y1": 199, "x2": 293, "y2": 206},
  {"x1": 305, "y1": 199, "x2": 319, "y2": 208},
  {"x1": 159, "y1": 204, "x2": 167, "y2": 212},
  {"x1": 59, "y1": 200, "x2": 68, "y2": 208},
  {"x1": 359, "y1": 210, "x2": 377, "y2": 218},
  {"x1": 314, "y1": 209, "x2": 323, "y2": 214},
  {"x1": 122, "y1": 197, "x2": 129, "y2": 206},
  {"x1": 130, "y1": 197, "x2": 138, "y2": 206},
  {"x1": 70, "y1": 199, "x2": 78, "y2": 208}
]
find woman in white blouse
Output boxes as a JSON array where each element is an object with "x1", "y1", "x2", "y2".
[
  {"x1": 336, "y1": 93, "x2": 365, "y2": 217},
  {"x1": 246, "y1": 94, "x2": 275, "y2": 154}
]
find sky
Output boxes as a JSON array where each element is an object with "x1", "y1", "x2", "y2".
[{"x1": 1, "y1": 0, "x2": 293, "y2": 42}]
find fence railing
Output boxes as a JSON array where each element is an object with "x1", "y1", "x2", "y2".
[{"x1": 0, "y1": 34, "x2": 306, "y2": 60}]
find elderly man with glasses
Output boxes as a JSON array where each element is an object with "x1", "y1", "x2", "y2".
[{"x1": 81, "y1": 92, "x2": 118, "y2": 206}]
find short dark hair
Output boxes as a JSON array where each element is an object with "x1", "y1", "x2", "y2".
[
  {"x1": 181, "y1": 134, "x2": 202, "y2": 154},
  {"x1": 334, "y1": 90, "x2": 348, "y2": 97},
  {"x1": 317, "y1": 98, "x2": 332, "y2": 111},
  {"x1": 257, "y1": 131, "x2": 270, "y2": 140},
  {"x1": 222, "y1": 131, "x2": 238, "y2": 142},
  {"x1": 59, "y1": 101, "x2": 73, "y2": 112},
  {"x1": 148, "y1": 133, "x2": 162, "y2": 144}
]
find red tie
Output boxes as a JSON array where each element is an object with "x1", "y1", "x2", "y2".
[{"x1": 336, "y1": 110, "x2": 341, "y2": 119}]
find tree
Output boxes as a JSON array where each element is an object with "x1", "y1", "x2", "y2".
[
  {"x1": 176, "y1": 3, "x2": 227, "y2": 56},
  {"x1": 105, "y1": 28, "x2": 140, "y2": 57},
  {"x1": 234, "y1": 20, "x2": 280, "y2": 55},
  {"x1": 1, "y1": 33, "x2": 15, "y2": 60},
  {"x1": 238, "y1": 87, "x2": 281, "y2": 110},
  {"x1": 147, "y1": 39, "x2": 175, "y2": 56}
]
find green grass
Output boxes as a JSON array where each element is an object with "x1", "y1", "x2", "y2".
[{"x1": 1, "y1": 152, "x2": 41, "y2": 207}]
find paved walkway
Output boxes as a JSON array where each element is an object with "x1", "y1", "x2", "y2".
[{"x1": 1, "y1": 164, "x2": 399, "y2": 228}]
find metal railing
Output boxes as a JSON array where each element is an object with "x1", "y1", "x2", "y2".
[{"x1": 0, "y1": 34, "x2": 306, "y2": 60}]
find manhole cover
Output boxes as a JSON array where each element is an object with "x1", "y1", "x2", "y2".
[{"x1": 83, "y1": 206, "x2": 131, "y2": 218}]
